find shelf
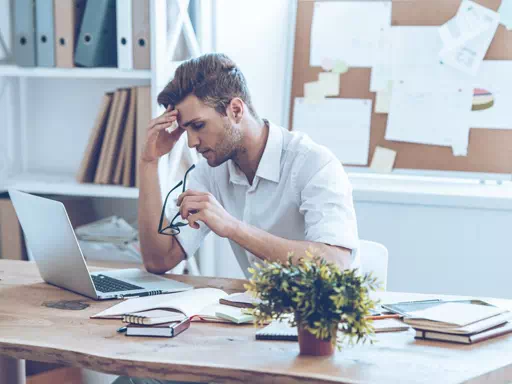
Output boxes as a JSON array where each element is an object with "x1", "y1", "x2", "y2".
[
  {"x1": 1, "y1": 172, "x2": 139, "y2": 199},
  {"x1": 0, "y1": 65, "x2": 152, "y2": 80}
]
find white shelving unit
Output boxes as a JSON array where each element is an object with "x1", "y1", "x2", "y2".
[
  {"x1": 0, "y1": 0, "x2": 216, "y2": 279},
  {"x1": 0, "y1": 0, "x2": 207, "y2": 200}
]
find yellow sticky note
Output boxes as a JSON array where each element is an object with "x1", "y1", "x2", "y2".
[
  {"x1": 304, "y1": 81, "x2": 325, "y2": 103},
  {"x1": 318, "y1": 72, "x2": 340, "y2": 97},
  {"x1": 370, "y1": 146, "x2": 396, "y2": 173},
  {"x1": 375, "y1": 89, "x2": 391, "y2": 114}
]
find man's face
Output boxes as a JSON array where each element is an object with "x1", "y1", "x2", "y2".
[{"x1": 176, "y1": 94, "x2": 241, "y2": 167}]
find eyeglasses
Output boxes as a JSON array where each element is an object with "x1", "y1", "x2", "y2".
[{"x1": 158, "y1": 164, "x2": 196, "y2": 236}]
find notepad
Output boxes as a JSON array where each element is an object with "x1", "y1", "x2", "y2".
[{"x1": 123, "y1": 309, "x2": 186, "y2": 325}]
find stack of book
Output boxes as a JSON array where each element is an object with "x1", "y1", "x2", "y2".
[
  {"x1": 404, "y1": 302, "x2": 512, "y2": 344},
  {"x1": 76, "y1": 86, "x2": 150, "y2": 187}
]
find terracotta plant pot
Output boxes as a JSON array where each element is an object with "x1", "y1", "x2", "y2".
[{"x1": 297, "y1": 325, "x2": 335, "y2": 356}]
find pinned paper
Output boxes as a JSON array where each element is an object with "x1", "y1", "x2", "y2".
[
  {"x1": 370, "y1": 146, "x2": 396, "y2": 173},
  {"x1": 333, "y1": 60, "x2": 348, "y2": 74},
  {"x1": 499, "y1": 0, "x2": 512, "y2": 29},
  {"x1": 318, "y1": 72, "x2": 340, "y2": 97},
  {"x1": 310, "y1": 1, "x2": 391, "y2": 67},
  {"x1": 375, "y1": 82, "x2": 392, "y2": 114},
  {"x1": 304, "y1": 81, "x2": 325, "y2": 103},
  {"x1": 321, "y1": 58, "x2": 335, "y2": 71},
  {"x1": 438, "y1": 1, "x2": 500, "y2": 76}
]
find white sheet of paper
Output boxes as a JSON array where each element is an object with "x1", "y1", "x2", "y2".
[
  {"x1": 370, "y1": 29, "x2": 392, "y2": 92},
  {"x1": 370, "y1": 146, "x2": 396, "y2": 173},
  {"x1": 499, "y1": 0, "x2": 512, "y2": 29},
  {"x1": 439, "y1": 0, "x2": 498, "y2": 50},
  {"x1": 439, "y1": 11, "x2": 499, "y2": 75},
  {"x1": 386, "y1": 81, "x2": 473, "y2": 153},
  {"x1": 318, "y1": 72, "x2": 340, "y2": 97},
  {"x1": 470, "y1": 61, "x2": 512, "y2": 129},
  {"x1": 310, "y1": 1, "x2": 391, "y2": 68},
  {"x1": 292, "y1": 98, "x2": 372, "y2": 165},
  {"x1": 391, "y1": 26, "x2": 472, "y2": 90}
]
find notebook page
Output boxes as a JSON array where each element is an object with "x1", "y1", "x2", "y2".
[
  {"x1": 408, "y1": 302, "x2": 506, "y2": 327},
  {"x1": 91, "y1": 288, "x2": 227, "y2": 318}
]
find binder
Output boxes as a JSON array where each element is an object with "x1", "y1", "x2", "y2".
[
  {"x1": 122, "y1": 87, "x2": 137, "y2": 187},
  {"x1": 112, "y1": 143, "x2": 125, "y2": 185},
  {"x1": 75, "y1": 0, "x2": 118, "y2": 67},
  {"x1": 116, "y1": 0, "x2": 133, "y2": 69},
  {"x1": 14, "y1": 0, "x2": 37, "y2": 67},
  {"x1": 35, "y1": 0, "x2": 55, "y2": 67},
  {"x1": 132, "y1": 0, "x2": 150, "y2": 70},
  {"x1": 76, "y1": 93, "x2": 114, "y2": 183},
  {"x1": 54, "y1": 0, "x2": 86, "y2": 68},
  {"x1": 94, "y1": 90, "x2": 122, "y2": 184},
  {"x1": 135, "y1": 86, "x2": 151, "y2": 187}
]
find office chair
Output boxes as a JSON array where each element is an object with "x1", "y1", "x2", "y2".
[{"x1": 359, "y1": 240, "x2": 389, "y2": 291}]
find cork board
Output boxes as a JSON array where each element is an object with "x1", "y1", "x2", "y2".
[{"x1": 289, "y1": 0, "x2": 512, "y2": 174}]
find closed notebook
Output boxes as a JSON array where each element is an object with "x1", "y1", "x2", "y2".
[
  {"x1": 404, "y1": 302, "x2": 507, "y2": 329},
  {"x1": 123, "y1": 309, "x2": 186, "y2": 325},
  {"x1": 415, "y1": 321, "x2": 512, "y2": 345},
  {"x1": 126, "y1": 319, "x2": 190, "y2": 337},
  {"x1": 214, "y1": 306, "x2": 254, "y2": 324}
]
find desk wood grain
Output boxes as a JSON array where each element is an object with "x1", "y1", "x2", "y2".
[{"x1": 0, "y1": 260, "x2": 511, "y2": 384}]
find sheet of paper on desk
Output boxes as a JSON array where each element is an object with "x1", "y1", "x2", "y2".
[
  {"x1": 469, "y1": 61, "x2": 512, "y2": 129},
  {"x1": 310, "y1": 1, "x2": 391, "y2": 68},
  {"x1": 385, "y1": 81, "x2": 473, "y2": 155},
  {"x1": 438, "y1": 1, "x2": 499, "y2": 76},
  {"x1": 293, "y1": 98, "x2": 372, "y2": 165},
  {"x1": 391, "y1": 26, "x2": 472, "y2": 90}
]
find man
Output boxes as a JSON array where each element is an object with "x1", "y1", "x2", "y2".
[{"x1": 113, "y1": 53, "x2": 359, "y2": 384}]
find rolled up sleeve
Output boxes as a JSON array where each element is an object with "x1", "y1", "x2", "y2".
[{"x1": 299, "y1": 159, "x2": 359, "y2": 255}]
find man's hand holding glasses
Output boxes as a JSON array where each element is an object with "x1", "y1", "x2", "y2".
[{"x1": 158, "y1": 164, "x2": 238, "y2": 239}]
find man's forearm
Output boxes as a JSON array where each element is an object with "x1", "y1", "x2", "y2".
[
  {"x1": 229, "y1": 221, "x2": 352, "y2": 269},
  {"x1": 138, "y1": 161, "x2": 182, "y2": 274}
]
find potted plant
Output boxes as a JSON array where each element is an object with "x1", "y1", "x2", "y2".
[{"x1": 245, "y1": 249, "x2": 379, "y2": 356}]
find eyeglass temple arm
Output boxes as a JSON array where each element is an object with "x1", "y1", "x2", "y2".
[{"x1": 158, "y1": 181, "x2": 183, "y2": 232}]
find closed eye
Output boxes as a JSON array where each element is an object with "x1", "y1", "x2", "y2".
[{"x1": 192, "y1": 122, "x2": 204, "y2": 130}]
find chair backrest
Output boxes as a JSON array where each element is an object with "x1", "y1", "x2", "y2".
[{"x1": 359, "y1": 240, "x2": 389, "y2": 291}]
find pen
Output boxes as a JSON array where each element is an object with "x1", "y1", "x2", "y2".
[
  {"x1": 117, "y1": 326, "x2": 127, "y2": 333},
  {"x1": 117, "y1": 290, "x2": 164, "y2": 299}
]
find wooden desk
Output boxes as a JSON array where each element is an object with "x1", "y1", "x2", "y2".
[{"x1": 1, "y1": 260, "x2": 512, "y2": 384}]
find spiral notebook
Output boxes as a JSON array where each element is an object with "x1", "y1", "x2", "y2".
[{"x1": 256, "y1": 318, "x2": 409, "y2": 341}]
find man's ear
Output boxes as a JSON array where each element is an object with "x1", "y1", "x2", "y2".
[{"x1": 228, "y1": 98, "x2": 244, "y2": 124}]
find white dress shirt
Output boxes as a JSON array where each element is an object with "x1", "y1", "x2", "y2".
[{"x1": 171, "y1": 121, "x2": 360, "y2": 278}]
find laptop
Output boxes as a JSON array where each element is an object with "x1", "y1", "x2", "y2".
[{"x1": 8, "y1": 189, "x2": 193, "y2": 300}]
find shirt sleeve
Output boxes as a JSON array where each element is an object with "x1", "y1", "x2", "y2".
[
  {"x1": 298, "y1": 157, "x2": 359, "y2": 255},
  {"x1": 166, "y1": 159, "x2": 212, "y2": 259}
]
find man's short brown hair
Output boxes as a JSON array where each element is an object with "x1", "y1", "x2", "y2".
[{"x1": 157, "y1": 53, "x2": 258, "y2": 118}]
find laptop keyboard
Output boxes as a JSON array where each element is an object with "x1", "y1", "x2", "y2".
[{"x1": 91, "y1": 274, "x2": 143, "y2": 293}]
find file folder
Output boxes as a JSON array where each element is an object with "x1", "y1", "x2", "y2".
[
  {"x1": 14, "y1": 0, "x2": 37, "y2": 67},
  {"x1": 35, "y1": 0, "x2": 55, "y2": 67},
  {"x1": 116, "y1": 0, "x2": 133, "y2": 69},
  {"x1": 75, "y1": 0, "x2": 118, "y2": 67},
  {"x1": 54, "y1": 0, "x2": 86, "y2": 68},
  {"x1": 132, "y1": 0, "x2": 150, "y2": 70}
]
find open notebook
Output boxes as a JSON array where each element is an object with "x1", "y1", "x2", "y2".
[{"x1": 92, "y1": 288, "x2": 254, "y2": 324}]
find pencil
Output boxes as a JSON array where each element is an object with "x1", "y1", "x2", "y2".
[{"x1": 365, "y1": 314, "x2": 401, "y2": 320}]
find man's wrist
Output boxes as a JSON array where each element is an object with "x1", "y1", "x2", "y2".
[{"x1": 227, "y1": 217, "x2": 243, "y2": 242}]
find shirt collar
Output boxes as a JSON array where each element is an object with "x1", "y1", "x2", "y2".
[{"x1": 227, "y1": 120, "x2": 283, "y2": 185}]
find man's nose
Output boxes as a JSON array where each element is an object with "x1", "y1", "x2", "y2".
[{"x1": 187, "y1": 130, "x2": 200, "y2": 149}]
